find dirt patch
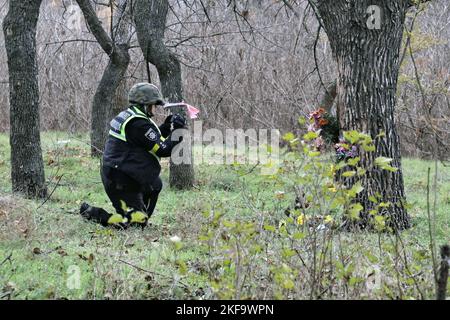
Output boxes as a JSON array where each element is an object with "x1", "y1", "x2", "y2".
[{"x1": 0, "y1": 195, "x2": 33, "y2": 240}]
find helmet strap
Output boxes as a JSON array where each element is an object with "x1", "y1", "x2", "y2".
[{"x1": 143, "y1": 104, "x2": 154, "y2": 118}]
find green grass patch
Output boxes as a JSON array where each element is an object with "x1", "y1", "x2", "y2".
[{"x1": 0, "y1": 131, "x2": 449, "y2": 299}]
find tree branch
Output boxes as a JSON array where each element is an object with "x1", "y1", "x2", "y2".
[
  {"x1": 75, "y1": 0, "x2": 114, "y2": 54},
  {"x1": 407, "y1": 0, "x2": 432, "y2": 7},
  {"x1": 281, "y1": 0, "x2": 299, "y2": 18}
]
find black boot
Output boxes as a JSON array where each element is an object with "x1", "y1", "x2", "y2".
[
  {"x1": 79, "y1": 202, "x2": 125, "y2": 228},
  {"x1": 80, "y1": 202, "x2": 91, "y2": 217}
]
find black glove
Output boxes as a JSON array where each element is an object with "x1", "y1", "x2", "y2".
[
  {"x1": 164, "y1": 115, "x2": 173, "y2": 125},
  {"x1": 171, "y1": 114, "x2": 187, "y2": 129}
]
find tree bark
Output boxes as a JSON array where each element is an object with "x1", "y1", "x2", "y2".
[
  {"x1": 133, "y1": 0, "x2": 195, "y2": 189},
  {"x1": 319, "y1": 80, "x2": 337, "y2": 114},
  {"x1": 112, "y1": 75, "x2": 129, "y2": 117},
  {"x1": 437, "y1": 245, "x2": 449, "y2": 300},
  {"x1": 3, "y1": 0, "x2": 47, "y2": 198},
  {"x1": 76, "y1": 0, "x2": 131, "y2": 157},
  {"x1": 316, "y1": 0, "x2": 411, "y2": 230},
  {"x1": 90, "y1": 47, "x2": 130, "y2": 157}
]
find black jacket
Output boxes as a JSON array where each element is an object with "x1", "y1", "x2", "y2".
[{"x1": 103, "y1": 107, "x2": 180, "y2": 187}]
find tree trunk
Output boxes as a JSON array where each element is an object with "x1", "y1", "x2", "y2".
[
  {"x1": 3, "y1": 0, "x2": 47, "y2": 198},
  {"x1": 90, "y1": 48, "x2": 130, "y2": 157},
  {"x1": 133, "y1": 0, "x2": 195, "y2": 189},
  {"x1": 76, "y1": 0, "x2": 131, "y2": 157},
  {"x1": 316, "y1": 0, "x2": 411, "y2": 230},
  {"x1": 112, "y1": 75, "x2": 129, "y2": 117}
]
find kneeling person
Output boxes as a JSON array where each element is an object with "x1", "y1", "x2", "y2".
[{"x1": 80, "y1": 83, "x2": 186, "y2": 228}]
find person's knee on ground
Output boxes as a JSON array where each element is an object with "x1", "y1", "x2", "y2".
[
  {"x1": 114, "y1": 199, "x2": 149, "y2": 228},
  {"x1": 100, "y1": 166, "x2": 149, "y2": 228},
  {"x1": 126, "y1": 207, "x2": 150, "y2": 229}
]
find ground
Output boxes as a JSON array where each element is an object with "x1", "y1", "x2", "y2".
[{"x1": 0, "y1": 132, "x2": 449, "y2": 299}]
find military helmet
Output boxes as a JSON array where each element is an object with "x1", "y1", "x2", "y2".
[{"x1": 128, "y1": 83, "x2": 165, "y2": 106}]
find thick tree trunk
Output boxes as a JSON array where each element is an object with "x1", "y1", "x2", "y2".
[
  {"x1": 319, "y1": 80, "x2": 337, "y2": 114},
  {"x1": 3, "y1": 0, "x2": 47, "y2": 198},
  {"x1": 90, "y1": 48, "x2": 130, "y2": 157},
  {"x1": 76, "y1": 0, "x2": 131, "y2": 157},
  {"x1": 133, "y1": 0, "x2": 195, "y2": 189},
  {"x1": 112, "y1": 75, "x2": 129, "y2": 117},
  {"x1": 316, "y1": 0, "x2": 411, "y2": 230}
]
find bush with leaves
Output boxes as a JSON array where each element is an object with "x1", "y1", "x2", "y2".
[{"x1": 188, "y1": 128, "x2": 436, "y2": 299}]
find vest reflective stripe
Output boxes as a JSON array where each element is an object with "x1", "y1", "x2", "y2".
[
  {"x1": 151, "y1": 143, "x2": 160, "y2": 154},
  {"x1": 108, "y1": 106, "x2": 164, "y2": 161}
]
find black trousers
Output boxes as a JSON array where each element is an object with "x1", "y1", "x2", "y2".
[{"x1": 101, "y1": 166, "x2": 162, "y2": 219}]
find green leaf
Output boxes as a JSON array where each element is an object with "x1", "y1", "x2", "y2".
[
  {"x1": 293, "y1": 232, "x2": 306, "y2": 240},
  {"x1": 384, "y1": 165, "x2": 398, "y2": 172},
  {"x1": 342, "y1": 171, "x2": 356, "y2": 177},
  {"x1": 375, "y1": 157, "x2": 398, "y2": 172},
  {"x1": 283, "y1": 279, "x2": 295, "y2": 290},
  {"x1": 223, "y1": 259, "x2": 232, "y2": 267},
  {"x1": 303, "y1": 131, "x2": 319, "y2": 142},
  {"x1": 374, "y1": 215, "x2": 386, "y2": 230},
  {"x1": 357, "y1": 168, "x2": 367, "y2": 176},
  {"x1": 308, "y1": 151, "x2": 321, "y2": 157},
  {"x1": 283, "y1": 132, "x2": 296, "y2": 142},
  {"x1": 365, "y1": 251, "x2": 379, "y2": 263},
  {"x1": 199, "y1": 234, "x2": 211, "y2": 241},
  {"x1": 264, "y1": 224, "x2": 276, "y2": 232},
  {"x1": 379, "y1": 202, "x2": 391, "y2": 208},
  {"x1": 335, "y1": 161, "x2": 347, "y2": 170},
  {"x1": 282, "y1": 249, "x2": 296, "y2": 259},
  {"x1": 348, "y1": 203, "x2": 363, "y2": 220},
  {"x1": 174, "y1": 241, "x2": 183, "y2": 251},
  {"x1": 298, "y1": 117, "x2": 307, "y2": 125},
  {"x1": 362, "y1": 144, "x2": 376, "y2": 152},
  {"x1": 251, "y1": 245, "x2": 263, "y2": 254},
  {"x1": 376, "y1": 131, "x2": 386, "y2": 138},
  {"x1": 343, "y1": 131, "x2": 360, "y2": 144},
  {"x1": 347, "y1": 157, "x2": 360, "y2": 167},
  {"x1": 201, "y1": 210, "x2": 210, "y2": 218},
  {"x1": 349, "y1": 277, "x2": 363, "y2": 286},
  {"x1": 177, "y1": 260, "x2": 187, "y2": 275},
  {"x1": 375, "y1": 157, "x2": 393, "y2": 166},
  {"x1": 222, "y1": 220, "x2": 235, "y2": 228},
  {"x1": 349, "y1": 182, "x2": 364, "y2": 195}
]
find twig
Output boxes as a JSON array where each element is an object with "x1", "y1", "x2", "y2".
[
  {"x1": 0, "y1": 252, "x2": 12, "y2": 266},
  {"x1": 199, "y1": 0, "x2": 211, "y2": 23},
  {"x1": 426, "y1": 168, "x2": 438, "y2": 286},
  {"x1": 281, "y1": 0, "x2": 299, "y2": 18},
  {"x1": 240, "y1": 161, "x2": 260, "y2": 176},
  {"x1": 0, "y1": 292, "x2": 12, "y2": 299},
  {"x1": 43, "y1": 39, "x2": 98, "y2": 47},
  {"x1": 313, "y1": 24, "x2": 329, "y2": 96},
  {"x1": 37, "y1": 174, "x2": 64, "y2": 210},
  {"x1": 117, "y1": 258, "x2": 191, "y2": 290}
]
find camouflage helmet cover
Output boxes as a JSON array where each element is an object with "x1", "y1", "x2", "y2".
[{"x1": 128, "y1": 83, "x2": 165, "y2": 106}]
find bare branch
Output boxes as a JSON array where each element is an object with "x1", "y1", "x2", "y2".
[
  {"x1": 281, "y1": 0, "x2": 299, "y2": 18},
  {"x1": 408, "y1": 0, "x2": 433, "y2": 7},
  {"x1": 75, "y1": 0, "x2": 114, "y2": 54}
]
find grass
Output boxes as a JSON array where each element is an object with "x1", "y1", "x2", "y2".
[{"x1": 0, "y1": 131, "x2": 449, "y2": 299}]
